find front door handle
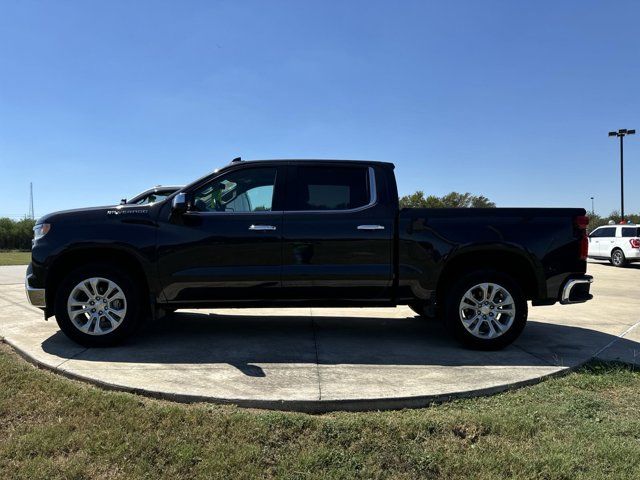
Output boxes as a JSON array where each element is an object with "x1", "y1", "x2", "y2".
[
  {"x1": 357, "y1": 224, "x2": 385, "y2": 231},
  {"x1": 249, "y1": 224, "x2": 277, "y2": 231}
]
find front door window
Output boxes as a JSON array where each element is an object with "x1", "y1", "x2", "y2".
[{"x1": 192, "y1": 167, "x2": 277, "y2": 213}]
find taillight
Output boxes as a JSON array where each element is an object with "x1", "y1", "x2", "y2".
[
  {"x1": 630, "y1": 238, "x2": 640, "y2": 249},
  {"x1": 575, "y1": 215, "x2": 589, "y2": 260},
  {"x1": 575, "y1": 215, "x2": 589, "y2": 229}
]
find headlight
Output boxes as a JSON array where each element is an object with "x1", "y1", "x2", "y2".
[{"x1": 33, "y1": 223, "x2": 51, "y2": 244}]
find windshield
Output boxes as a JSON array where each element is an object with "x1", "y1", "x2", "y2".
[
  {"x1": 125, "y1": 187, "x2": 181, "y2": 205},
  {"x1": 132, "y1": 191, "x2": 173, "y2": 205}
]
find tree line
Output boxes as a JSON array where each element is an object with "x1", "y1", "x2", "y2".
[
  {"x1": 587, "y1": 211, "x2": 640, "y2": 230},
  {"x1": 399, "y1": 191, "x2": 496, "y2": 208},
  {"x1": 0, "y1": 218, "x2": 36, "y2": 250}
]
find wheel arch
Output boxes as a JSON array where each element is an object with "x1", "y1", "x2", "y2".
[
  {"x1": 610, "y1": 246, "x2": 623, "y2": 256},
  {"x1": 436, "y1": 247, "x2": 543, "y2": 305},
  {"x1": 45, "y1": 246, "x2": 151, "y2": 317}
]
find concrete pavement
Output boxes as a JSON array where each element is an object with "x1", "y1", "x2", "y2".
[
  {"x1": 0, "y1": 265, "x2": 26, "y2": 285},
  {"x1": 0, "y1": 261, "x2": 638, "y2": 412}
]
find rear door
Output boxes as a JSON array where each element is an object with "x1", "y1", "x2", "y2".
[{"x1": 281, "y1": 163, "x2": 394, "y2": 302}]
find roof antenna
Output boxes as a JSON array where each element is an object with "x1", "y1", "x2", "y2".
[{"x1": 231, "y1": 157, "x2": 242, "y2": 163}]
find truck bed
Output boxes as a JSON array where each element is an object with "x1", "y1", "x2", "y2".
[{"x1": 396, "y1": 207, "x2": 587, "y2": 304}]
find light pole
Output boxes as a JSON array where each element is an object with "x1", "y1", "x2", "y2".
[
  {"x1": 608, "y1": 128, "x2": 636, "y2": 220},
  {"x1": 590, "y1": 196, "x2": 594, "y2": 216}
]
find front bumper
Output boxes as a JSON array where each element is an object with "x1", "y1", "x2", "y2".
[
  {"x1": 25, "y1": 273, "x2": 46, "y2": 308},
  {"x1": 559, "y1": 275, "x2": 593, "y2": 304}
]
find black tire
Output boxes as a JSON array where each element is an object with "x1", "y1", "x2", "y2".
[
  {"x1": 54, "y1": 263, "x2": 143, "y2": 347},
  {"x1": 611, "y1": 248, "x2": 627, "y2": 268},
  {"x1": 444, "y1": 270, "x2": 527, "y2": 350}
]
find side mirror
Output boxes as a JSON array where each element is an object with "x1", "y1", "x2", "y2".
[
  {"x1": 120, "y1": 198, "x2": 127, "y2": 205},
  {"x1": 172, "y1": 193, "x2": 188, "y2": 214}
]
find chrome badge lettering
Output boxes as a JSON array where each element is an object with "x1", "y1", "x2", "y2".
[{"x1": 107, "y1": 209, "x2": 149, "y2": 216}]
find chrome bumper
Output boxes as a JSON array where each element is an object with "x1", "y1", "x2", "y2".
[
  {"x1": 560, "y1": 275, "x2": 593, "y2": 304},
  {"x1": 25, "y1": 273, "x2": 46, "y2": 308}
]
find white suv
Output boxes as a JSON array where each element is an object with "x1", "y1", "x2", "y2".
[{"x1": 588, "y1": 224, "x2": 640, "y2": 267}]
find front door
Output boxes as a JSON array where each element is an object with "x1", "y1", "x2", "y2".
[
  {"x1": 588, "y1": 228, "x2": 602, "y2": 257},
  {"x1": 157, "y1": 165, "x2": 284, "y2": 304},
  {"x1": 281, "y1": 163, "x2": 394, "y2": 302}
]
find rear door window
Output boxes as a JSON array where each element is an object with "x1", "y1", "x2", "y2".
[{"x1": 289, "y1": 165, "x2": 370, "y2": 211}]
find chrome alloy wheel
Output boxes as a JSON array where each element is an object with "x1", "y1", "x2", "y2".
[
  {"x1": 458, "y1": 282, "x2": 516, "y2": 339},
  {"x1": 612, "y1": 250, "x2": 624, "y2": 266},
  {"x1": 66, "y1": 277, "x2": 127, "y2": 336}
]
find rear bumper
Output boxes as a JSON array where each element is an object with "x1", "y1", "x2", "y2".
[{"x1": 559, "y1": 275, "x2": 593, "y2": 304}]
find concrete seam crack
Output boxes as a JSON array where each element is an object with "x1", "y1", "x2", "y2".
[
  {"x1": 593, "y1": 319, "x2": 640, "y2": 358},
  {"x1": 512, "y1": 344, "x2": 556, "y2": 366},
  {"x1": 0, "y1": 295, "x2": 44, "y2": 314},
  {"x1": 56, "y1": 347, "x2": 89, "y2": 369},
  {"x1": 310, "y1": 308, "x2": 322, "y2": 401}
]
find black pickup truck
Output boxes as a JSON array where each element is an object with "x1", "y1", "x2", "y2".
[{"x1": 26, "y1": 159, "x2": 592, "y2": 349}]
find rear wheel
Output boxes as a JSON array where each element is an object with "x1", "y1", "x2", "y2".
[
  {"x1": 444, "y1": 270, "x2": 527, "y2": 350},
  {"x1": 611, "y1": 248, "x2": 627, "y2": 267},
  {"x1": 54, "y1": 263, "x2": 143, "y2": 347}
]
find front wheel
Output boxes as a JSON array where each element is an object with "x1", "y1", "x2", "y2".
[
  {"x1": 54, "y1": 263, "x2": 143, "y2": 347},
  {"x1": 444, "y1": 270, "x2": 527, "y2": 350}
]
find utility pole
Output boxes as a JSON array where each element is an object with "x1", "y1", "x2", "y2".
[
  {"x1": 29, "y1": 182, "x2": 34, "y2": 220},
  {"x1": 590, "y1": 196, "x2": 594, "y2": 216},
  {"x1": 608, "y1": 129, "x2": 636, "y2": 221}
]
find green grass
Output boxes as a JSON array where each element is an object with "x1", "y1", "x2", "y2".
[
  {"x1": 0, "y1": 343, "x2": 639, "y2": 479},
  {"x1": 0, "y1": 251, "x2": 30, "y2": 266}
]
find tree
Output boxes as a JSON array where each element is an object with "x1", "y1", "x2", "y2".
[
  {"x1": 586, "y1": 214, "x2": 609, "y2": 230},
  {"x1": 398, "y1": 191, "x2": 496, "y2": 209}
]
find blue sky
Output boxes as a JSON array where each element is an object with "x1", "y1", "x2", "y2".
[{"x1": 1, "y1": 0, "x2": 639, "y2": 218}]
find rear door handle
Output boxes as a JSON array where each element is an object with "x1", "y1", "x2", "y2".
[
  {"x1": 357, "y1": 225, "x2": 385, "y2": 230},
  {"x1": 248, "y1": 225, "x2": 277, "y2": 231}
]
